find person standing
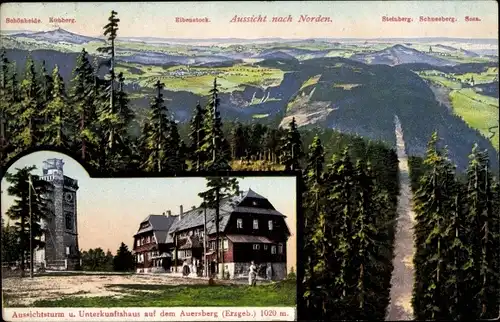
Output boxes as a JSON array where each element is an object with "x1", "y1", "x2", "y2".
[
  {"x1": 248, "y1": 261, "x2": 257, "y2": 286},
  {"x1": 266, "y1": 263, "x2": 272, "y2": 281}
]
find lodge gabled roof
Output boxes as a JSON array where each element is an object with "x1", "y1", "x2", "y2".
[
  {"x1": 164, "y1": 189, "x2": 285, "y2": 243},
  {"x1": 134, "y1": 214, "x2": 177, "y2": 239}
]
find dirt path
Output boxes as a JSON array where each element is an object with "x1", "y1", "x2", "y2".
[
  {"x1": 2, "y1": 273, "x2": 231, "y2": 306},
  {"x1": 386, "y1": 116, "x2": 416, "y2": 321}
]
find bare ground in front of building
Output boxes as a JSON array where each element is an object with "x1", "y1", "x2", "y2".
[{"x1": 2, "y1": 273, "x2": 258, "y2": 307}]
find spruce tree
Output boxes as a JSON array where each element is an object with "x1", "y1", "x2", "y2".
[
  {"x1": 1, "y1": 220, "x2": 21, "y2": 264},
  {"x1": 0, "y1": 51, "x2": 13, "y2": 165},
  {"x1": 198, "y1": 176, "x2": 240, "y2": 278},
  {"x1": 96, "y1": 10, "x2": 122, "y2": 169},
  {"x1": 167, "y1": 119, "x2": 186, "y2": 172},
  {"x1": 112, "y1": 242, "x2": 135, "y2": 272},
  {"x1": 264, "y1": 128, "x2": 280, "y2": 163},
  {"x1": 17, "y1": 56, "x2": 41, "y2": 150},
  {"x1": 465, "y1": 144, "x2": 499, "y2": 319},
  {"x1": 42, "y1": 65, "x2": 72, "y2": 147},
  {"x1": 412, "y1": 132, "x2": 456, "y2": 320},
  {"x1": 143, "y1": 81, "x2": 171, "y2": 172},
  {"x1": 302, "y1": 134, "x2": 325, "y2": 317},
  {"x1": 200, "y1": 78, "x2": 231, "y2": 171},
  {"x1": 444, "y1": 178, "x2": 471, "y2": 320},
  {"x1": 281, "y1": 117, "x2": 304, "y2": 170},
  {"x1": 189, "y1": 102, "x2": 206, "y2": 170},
  {"x1": 71, "y1": 49, "x2": 100, "y2": 164},
  {"x1": 230, "y1": 122, "x2": 246, "y2": 160},
  {"x1": 109, "y1": 71, "x2": 134, "y2": 170},
  {"x1": 4, "y1": 166, "x2": 53, "y2": 276},
  {"x1": 38, "y1": 60, "x2": 53, "y2": 118}
]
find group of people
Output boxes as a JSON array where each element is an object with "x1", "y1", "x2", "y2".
[
  {"x1": 181, "y1": 259, "x2": 273, "y2": 285},
  {"x1": 248, "y1": 261, "x2": 273, "y2": 286},
  {"x1": 181, "y1": 260, "x2": 205, "y2": 277}
]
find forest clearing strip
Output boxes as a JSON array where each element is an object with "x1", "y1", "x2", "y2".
[{"x1": 386, "y1": 116, "x2": 416, "y2": 321}]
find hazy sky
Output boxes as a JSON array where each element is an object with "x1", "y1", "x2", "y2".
[
  {"x1": 0, "y1": 1, "x2": 497, "y2": 39},
  {"x1": 1, "y1": 152, "x2": 298, "y2": 271}
]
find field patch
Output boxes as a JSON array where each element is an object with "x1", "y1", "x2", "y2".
[
  {"x1": 449, "y1": 88, "x2": 499, "y2": 150},
  {"x1": 453, "y1": 67, "x2": 498, "y2": 85},
  {"x1": 418, "y1": 71, "x2": 463, "y2": 89},
  {"x1": 299, "y1": 74, "x2": 321, "y2": 91},
  {"x1": 333, "y1": 83, "x2": 360, "y2": 90},
  {"x1": 115, "y1": 63, "x2": 285, "y2": 95}
]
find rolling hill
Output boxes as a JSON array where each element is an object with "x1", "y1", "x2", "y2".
[
  {"x1": 10, "y1": 28, "x2": 104, "y2": 44},
  {"x1": 351, "y1": 44, "x2": 456, "y2": 66}
]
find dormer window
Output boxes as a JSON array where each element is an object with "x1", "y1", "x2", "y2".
[
  {"x1": 268, "y1": 220, "x2": 273, "y2": 231},
  {"x1": 253, "y1": 219, "x2": 259, "y2": 229},
  {"x1": 237, "y1": 218, "x2": 243, "y2": 229},
  {"x1": 252, "y1": 201, "x2": 257, "y2": 206}
]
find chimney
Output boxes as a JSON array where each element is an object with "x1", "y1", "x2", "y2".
[
  {"x1": 191, "y1": 206, "x2": 196, "y2": 210},
  {"x1": 162, "y1": 212, "x2": 165, "y2": 216},
  {"x1": 167, "y1": 210, "x2": 171, "y2": 217},
  {"x1": 179, "y1": 205, "x2": 183, "y2": 220}
]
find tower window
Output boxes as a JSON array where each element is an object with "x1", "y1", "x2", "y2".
[
  {"x1": 237, "y1": 218, "x2": 243, "y2": 229},
  {"x1": 268, "y1": 220, "x2": 273, "y2": 230},
  {"x1": 65, "y1": 212, "x2": 73, "y2": 230},
  {"x1": 253, "y1": 219, "x2": 259, "y2": 229}
]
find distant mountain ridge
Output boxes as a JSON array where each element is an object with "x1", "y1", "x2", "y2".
[
  {"x1": 351, "y1": 44, "x2": 456, "y2": 66},
  {"x1": 3, "y1": 28, "x2": 497, "y2": 44},
  {"x1": 8, "y1": 28, "x2": 104, "y2": 44}
]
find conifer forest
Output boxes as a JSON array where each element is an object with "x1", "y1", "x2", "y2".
[{"x1": 1, "y1": 10, "x2": 499, "y2": 321}]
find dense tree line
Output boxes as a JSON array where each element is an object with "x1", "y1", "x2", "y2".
[
  {"x1": 302, "y1": 133, "x2": 399, "y2": 320},
  {"x1": 411, "y1": 133, "x2": 500, "y2": 320},
  {"x1": 80, "y1": 243, "x2": 135, "y2": 272}
]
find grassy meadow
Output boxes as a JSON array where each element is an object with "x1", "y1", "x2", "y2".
[
  {"x1": 17, "y1": 280, "x2": 296, "y2": 308},
  {"x1": 449, "y1": 88, "x2": 499, "y2": 150}
]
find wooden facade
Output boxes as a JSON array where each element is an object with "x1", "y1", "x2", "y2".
[{"x1": 133, "y1": 215, "x2": 176, "y2": 273}]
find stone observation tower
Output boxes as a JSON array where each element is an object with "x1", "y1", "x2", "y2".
[{"x1": 35, "y1": 158, "x2": 80, "y2": 270}]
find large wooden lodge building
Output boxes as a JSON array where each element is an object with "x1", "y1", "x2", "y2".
[{"x1": 132, "y1": 189, "x2": 291, "y2": 280}]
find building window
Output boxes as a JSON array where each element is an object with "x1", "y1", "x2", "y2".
[
  {"x1": 66, "y1": 246, "x2": 70, "y2": 255},
  {"x1": 237, "y1": 218, "x2": 243, "y2": 229},
  {"x1": 271, "y1": 245, "x2": 277, "y2": 254},
  {"x1": 65, "y1": 212, "x2": 73, "y2": 230},
  {"x1": 223, "y1": 239, "x2": 228, "y2": 250},
  {"x1": 264, "y1": 244, "x2": 268, "y2": 250},
  {"x1": 268, "y1": 220, "x2": 273, "y2": 231},
  {"x1": 253, "y1": 244, "x2": 260, "y2": 250},
  {"x1": 136, "y1": 239, "x2": 140, "y2": 247},
  {"x1": 253, "y1": 219, "x2": 259, "y2": 229},
  {"x1": 278, "y1": 243, "x2": 284, "y2": 254}
]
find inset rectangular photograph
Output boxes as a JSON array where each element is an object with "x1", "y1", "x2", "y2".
[{"x1": 1, "y1": 151, "x2": 297, "y2": 321}]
